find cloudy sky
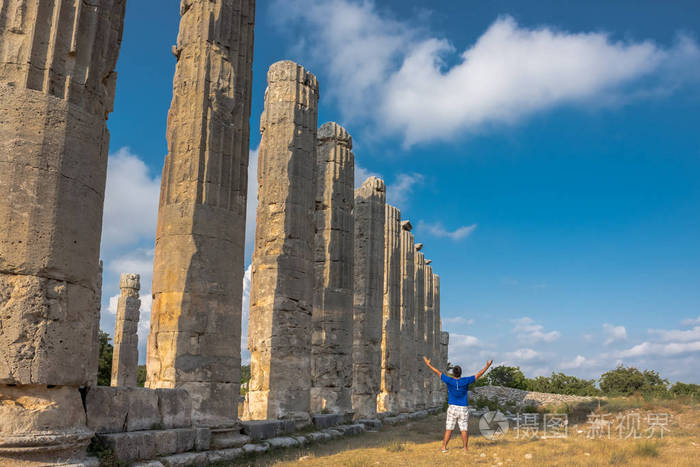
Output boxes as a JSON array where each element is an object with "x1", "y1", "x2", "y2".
[{"x1": 100, "y1": 0, "x2": 700, "y2": 383}]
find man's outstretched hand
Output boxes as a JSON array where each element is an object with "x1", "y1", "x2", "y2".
[
  {"x1": 486, "y1": 359, "x2": 493, "y2": 368},
  {"x1": 423, "y1": 356, "x2": 431, "y2": 365}
]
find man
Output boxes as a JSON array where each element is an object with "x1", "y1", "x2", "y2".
[{"x1": 424, "y1": 356, "x2": 493, "y2": 453}]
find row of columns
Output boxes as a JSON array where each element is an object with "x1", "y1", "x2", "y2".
[
  {"x1": 0, "y1": 3, "x2": 449, "y2": 464},
  {"x1": 245, "y1": 60, "x2": 448, "y2": 423}
]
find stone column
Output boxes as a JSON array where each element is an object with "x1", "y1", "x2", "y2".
[
  {"x1": 351, "y1": 177, "x2": 386, "y2": 420},
  {"x1": 432, "y1": 273, "x2": 442, "y2": 406},
  {"x1": 146, "y1": 0, "x2": 255, "y2": 428},
  {"x1": 247, "y1": 61, "x2": 319, "y2": 424},
  {"x1": 413, "y1": 246, "x2": 426, "y2": 409},
  {"x1": 311, "y1": 122, "x2": 354, "y2": 415},
  {"x1": 424, "y1": 261, "x2": 434, "y2": 406},
  {"x1": 111, "y1": 274, "x2": 141, "y2": 387},
  {"x1": 377, "y1": 205, "x2": 401, "y2": 414},
  {"x1": 440, "y1": 331, "x2": 449, "y2": 402},
  {"x1": 0, "y1": 1, "x2": 126, "y2": 464},
  {"x1": 398, "y1": 221, "x2": 415, "y2": 412}
]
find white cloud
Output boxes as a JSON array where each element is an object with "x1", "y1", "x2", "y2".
[
  {"x1": 102, "y1": 147, "x2": 160, "y2": 249},
  {"x1": 505, "y1": 348, "x2": 541, "y2": 362},
  {"x1": 240, "y1": 264, "x2": 252, "y2": 364},
  {"x1": 276, "y1": 1, "x2": 700, "y2": 146},
  {"x1": 386, "y1": 173, "x2": 424, "y2": 209},
  {"x1": 512, "y1": 317, "x2": 561, "y2": 344},
  {"x1": 617, "y1": 340, "x2": 700, "y2": 358},
  {"x1": 681, "y1": 315, "x2": 700, "y2": 326},
  {"x1": 417, "y1": 220, "x2": 477, "y2": 241},
  {"x1": 244, "y1": 146, "x2": 259, "y2": 262},
  {"x1": 648, "y1": 326, "x2": 700, "y2": 343},
  {"x1": 603, "y1": 323, "x2": 627, "y2": 345},
  {"x1": 560, "y1": 355, "x2": 597, "y2": 370},
  {"x1": 443, "y1": 316, "x2": 474, "y2": 326}
]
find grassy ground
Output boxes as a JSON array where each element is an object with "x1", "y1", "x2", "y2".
[{"x1": 226, "y1": 399, "x2": 700, "y2": 466}]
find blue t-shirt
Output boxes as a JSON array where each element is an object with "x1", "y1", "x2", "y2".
[{"x1": 441, "y1": 374, "x2": 476, "y2": 407}]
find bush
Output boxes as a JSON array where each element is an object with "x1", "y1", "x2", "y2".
[
  {"x1": 481, "y1": 365, "x2": 528, "y2": 390},
  {"x1": 137, "y1": 365, "x2": 146, "y2": 387},
  {"x1": 599, "y1": 365, "x2": 668, "y2": 396},
  {"x1": 526, "y1": 372, "x2": 600, "y2": 396},
  {"x1": 669, "y1": 382, "x2": 700, "y2": 399}
]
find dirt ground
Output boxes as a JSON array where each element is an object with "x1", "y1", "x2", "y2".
[{"x1": 226, "y1": 401, "x2": 700, "y2": 466}]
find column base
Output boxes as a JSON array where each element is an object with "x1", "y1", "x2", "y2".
[{"x1": 0, "y1": 385, "x2": 93, "y2": 466}]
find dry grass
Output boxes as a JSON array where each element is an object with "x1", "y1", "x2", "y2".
[{"x1": 226, "y1": 401, "x2": 700, "y2": 466}]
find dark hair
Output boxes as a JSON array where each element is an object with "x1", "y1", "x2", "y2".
[{"x1": 452, "y1": 366, "x2": 462, "y2": 378}]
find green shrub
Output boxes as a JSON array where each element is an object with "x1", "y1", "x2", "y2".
[{"x1": 97, "y1": 330, "x2": 113, "y2": 386}]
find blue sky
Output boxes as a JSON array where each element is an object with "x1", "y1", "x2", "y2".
[{"x1": 100, "y1": 0, "x2": 700, "y2": 383}]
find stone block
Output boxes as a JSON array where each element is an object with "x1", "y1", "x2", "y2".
[
  {"x1": 156, "y1": 388, "x2": 192, "y2": 429},
  {"x1": 194, "y1": 427, "x2": 211, "y2": 451},
  {"x1": 97, "y1": 432, "x2": 157, "y2": 463},
  {"x1": 335, "y1": 424, "x2": 365, "y2": 436},
  {"x1": 266, "y1": 436, "x2": 300, "y2": 449},
  {"x1": 206, "y1": 448, "x2": 243, "y2": 463},
  {"x1": 160, "y1": 452, "x2": 208, "y2": 467},
  {"x1": 305, "y1": 431, "x2": 331, "y2": 443},
  {"x1": 322, "y1": 429, "x2": 343, "y2": 439},
  {"x1": 292, "y1": 435, "x2": 309, "y2": 446},
  {"x1": 357, "y1": 418, "x2": 382, "y2": 430},
  {"x1": 241, "y1": 443, "x2": 269, "y2": 454},
  {"x1": 209, "y1": 432, "x2": 250, "y2": 450},
  {"x1": 127, "y1": 388, "x2": 161, "y2": 431},
  {"x1": 85, "y1": 387, "x2": 127, "y2": 433},
  {"x1": 312, "y1": 413, "x2": 345, "y2": 429},
  {"x1": 241, "y1": 419, "x2": 296, "y2": 441}
]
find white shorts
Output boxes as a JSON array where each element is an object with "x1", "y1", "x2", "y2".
[{"x1": 446, "y1": 404, "x2": 469, "y2": 432}]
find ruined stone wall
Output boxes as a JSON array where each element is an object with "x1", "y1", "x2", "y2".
[
  {"x1": 112, "y1": 274, "x2": 141, "y2": 387},
  {"x1": 0, "y1": 1, "x2": 127, "y2": 463},
  {"x1": 311, "y1": 122, "x2": 354, "y2": 415},
  {"x1": 351, "y1": 177, "x2": 386, "y2": 419},
  {"x1": 248, "y1": 61, "x2": 319, "y2": 423},
  {"x1": 377, "y1": 205, "x2": 401, "y2": 414},
  {"x1": 398, "y1": 223, "x2": 415, "y2": 412},
  {"x1": 147, "y1": 0, "x2": 255, "y2": 427},
  {"x1": 412, "y1": 249, "x2": 426, "y2": 409}
]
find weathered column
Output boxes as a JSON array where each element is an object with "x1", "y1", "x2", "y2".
[
  {"x1": 413, "y1": 246, "x2": 426, "y2": 409},
  {"x1": 0, "y1": 2, "x2": 126, "y2": 464},
  {"x1": 351, "y1": 177, "x2": 386, "y2": 420},
  {"x1": 424, "y1": 261, "x2": 434, "y2": 406},
  {"x1": 440, "y1": 331, "x2": 450, "y2": 402},
  {"x1": 398, "y1": 221, "x2": 415, "y2": 412},
  {"x1": 377, "y1": 205, "x2": 401, "y2": 414},
  {"x1": 311, "y1": 122, "x2": 354, "y2": 415},
  {"x1": 111, "y1": 274, "x2": 141, "y2": 387},
  {"x1": 432, "y1": 273, "x2": 442, "y2": 406},
  {"x1": 147, "y1": 0, "x2": 255, "y2": 428},
  {"x1": 248, "y1": 61, "x2": 319, "y2": 423}
]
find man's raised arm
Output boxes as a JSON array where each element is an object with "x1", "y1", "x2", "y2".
[
  {"x1": 474, "y1": 360, "x2": 493, "y2": 380},
  {"x1": 423, "y1": 356, "x2": 442, "y2": 376}
]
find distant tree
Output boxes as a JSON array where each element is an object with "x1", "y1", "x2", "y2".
[
  {"x1": 482, "y1": 365, "x2": 528, "y2": 390},
  {"x1": 670, "y1": 382, "x2": 700, "y2": 399},
  {"x1": 97, "y1": 330, "x2": 113, "y2": 386},
  {"x1": 527, "y1": 373, "x2": 600, "y2": 396},
  {"x1": 599, "y1": 365, "x2": 668, "y2": 396},
  {"x1": 240, "y1": 365, "x2": 251, "y2": 394},
  {"x1": 137, "y1": 365, "x2": 147, "y2": 387}
]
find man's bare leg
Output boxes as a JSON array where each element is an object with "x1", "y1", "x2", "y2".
[
  {"x1": 461, "y1": 430, "x2": 469, "y2": 452},
  {"x1": 441, "y1": 429, "x2": 452, "y2": 450}
]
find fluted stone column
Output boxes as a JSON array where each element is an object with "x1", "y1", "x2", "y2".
[
  {"x1": 311, "y1": 122, "x2": 354, "y2": 415},
  {"x1": 440, "y1": 331, "x2": 450, "y2": 401},
  {"x1": 0, "y1": 2, "x2": 126, "y2": 464},
  {"x1": 351, "y1": 177, "x2": 386, "y2": 420},
  {"x1": 398, "y1": 221, "x2": 415, "y2": 412},
  {"x1": 424, "y1": 261, "x2": 434, "y2": 406},
  {"x1": 413, "y1": 247, "x2": 426, "y2": 409},
  {"x1": 111, "y1": 274, "x2": 141, "y2": 387},
  {"x1": 248, "y1": 61, "x2": 319, "y2": 423},
  {"x1": 377, "y1": 205, "x2": 401, "y2": 414},
  {"x1": 432, "y1": 273, "x2": 442, "y2": 406},
  {"x1": 147, "y1": 0, "x2": 255, "y2": 428}
]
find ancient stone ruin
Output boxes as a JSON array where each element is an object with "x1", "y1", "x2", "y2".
[
  {"x1": 111, "y1": 274, "x2": 141, "y2": 387},
  {"x1": 0, "y1": 1, "x2": 450, "y2": 465}
]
